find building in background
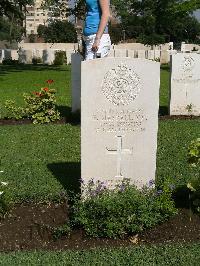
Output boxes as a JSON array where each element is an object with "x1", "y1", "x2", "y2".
[{"x1": 25, "y1": 0, "x2": 69, "y2": 35}]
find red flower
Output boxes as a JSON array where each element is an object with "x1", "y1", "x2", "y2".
[
  {"x1": 43, "y1": 87, "x2": 49, "y2": 92},
  {"x1": 46, "y1": 79, "x2": 54, "y2": 84}
]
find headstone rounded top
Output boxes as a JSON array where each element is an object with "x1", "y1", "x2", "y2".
[{"x1": 101, "y1": 63, "x2": 141, "y2": 106}]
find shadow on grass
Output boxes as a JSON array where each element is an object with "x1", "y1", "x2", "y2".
[
  {"x1": 159, "y1": 106, "x2": 169, "y2": 116},
  {"x1": 173, "y1": 185, "x2": 190, "y2": 209},
  {"x1": 160, "y1": 64, "x2": 170, "y2": 71},
  {"x1": 48, "y1": 162, "x2": 81, "y2": 196},
  {"x1": 0, "y1": 64, "x2": 70, "y2": 77},
  {"x1": 57, "y1": 106, "x2": 80, "y2": 125}
]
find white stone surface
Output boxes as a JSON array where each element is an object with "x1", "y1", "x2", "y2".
[
  {"x1": 127, "y1": 50, "x2": 136, "y2": 58},
  {"x1": 160, "y1": 50, "x2": 170, "y2": 64},
  {"x1": 154, "y1": 50, "x2": 161, "y2": 61},
  {"x1": 114, "y1": 49, "x2": 127, "y2": 57},
  {"x1": 11, "y1": 50, "x2": 18, "y2": 60},
  {"x1": 170, "y1": 53, "x2": 200, "y2": 116},
  {"x1": 0, "y1": 50, "x2": 5, "y2": 63},
  {"x1": 18, "y1": 49, "x2": 33, "y2": 64},
  {"x1": 81, "y1": 57, "x2": 160, "y2": 189},
  {"x1": 147, "y1": 50, "x2": 155, "y2": 60},
  {"x1": 137, "y1": 50, "x2": 146, "y2": 59},
  {"x1": 66, "y1": 49, "x2": 74, "y2": 64},
  {"x1": 32, "y1": 49, "x2": 43, "y2": 59},
  {"x1": 43, "y1": 49, "x2": 55, "y2": 65},
  {"x1": 71, "y1": 53, "x2": 83, "y2": 112}
]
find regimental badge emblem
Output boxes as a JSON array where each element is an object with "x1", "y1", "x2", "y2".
[{"x1": 101, "y1": 63, "x2": 141, "y2": 106}]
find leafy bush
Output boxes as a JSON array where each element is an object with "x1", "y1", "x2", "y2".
[
  {"x1": 32, "y1": 57, "x2": 42, "y2": 65},
  {"x1": 2, "y1": 58, "x2": 18, "y2": 65},
  {"x1": 5, "y1": 80, "x2": 61, "y2": 124},
  {"x1": 71, "y1": 178, "x2": 177, "y2": 238},
  {"x1": 54, "y1": 51, "x2": 66, "y2": 66},
  {"x1": 187, "y1": 138, "x2": 200, "y2": 213}
]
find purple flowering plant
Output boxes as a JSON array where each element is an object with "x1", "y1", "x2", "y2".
[{"x1": 72, "y1": 177, "x2": 177, "y2": 238}]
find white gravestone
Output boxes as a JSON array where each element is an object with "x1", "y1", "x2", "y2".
[
  {"x1": 43, "y1": 49, "x2": 55, "y2": 65},
  {"x1": 71, "y1": 53, "x2": 83, "y2": 112},
  {"x1": 127, "y1": 50, "x2": 135, "y2": 58},
  {"x1": 114, "y1": 49, "x2": 128, "y2": 58},
  {"x1": 66, "y1": 49, "x2": 74, "y2": 64},
  {"x1": 160, "y1": 50, "x2": 170, "y2": 64},
  {"x1": 0, "y1": 50, "x2": 5, "y2": 63},
  {"x1": 81, "y1": 58, "x2": 160, "y2": 189},
  {"x1": 170, "y1": 53, "x2": 200, "y2": 116},
  {"x1": 137, "y1": 50, "x2": 146, "y2": 59},
  {"x1": 154, "y1": 50, "x2": 161, "y2": 61},
  {"x1": 147, "y1": 50, "x2": 155, "y2": 60},
  {"x1": 18, "y1": 49, "x2": 33, "y2": 64}
]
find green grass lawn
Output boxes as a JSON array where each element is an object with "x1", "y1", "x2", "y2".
[
  {"x1": 0, "y1": 65, "x2": 71, "y2": 119},
  {"x1": 1, "y1": 243, "x2": 200, "y2": 265},
  {"x1": 0, "y1": 64, "x2": 200, "y2": 262},
  {"x1": 0, "y1": 64, "x2": 199, "y2": 202}
]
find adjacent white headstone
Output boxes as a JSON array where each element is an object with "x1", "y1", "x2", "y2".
[
  {"x1": 127, "y1": 50, "x2": 135, "y2": 58},
  {"x1": 18, "y1": 49, "x2": 33, "y2": 64},
  {"x1": 81, "y1": 58, "x2": 160, "y2": 189},
  {"x1": 147, "y1": 50, "x2": 155, "y2": 60},
  {"x1": 137, "y1": 50, "x2": 146, "y2": 59},
  {"x1": 43, "y1": 49, "x2": 55, "y2": 65},
  {"x1": 66, "y1": 49, "x2": 74, "y2": 64},
  {"x1": 154, "y1": 50, "x2": 161, "y2": 61},
  {"x1": 160, "y1": 50, "x2": 170, "y2": 64},
  {"x1": 10, "y1": 50, "x2": 18, "y2": 60},
  {"x1": 0, "y1": 50, "x2": 5, "y2": 63},
  {"x1": 114, "y1": 49, "x2": 127, "y2": 58},
  {"x1": 71, "y1": 53, "x2": 83, "y2": 112},
  {"x1": 170, "y1": 53, "x2": 200, "y2": 116}
]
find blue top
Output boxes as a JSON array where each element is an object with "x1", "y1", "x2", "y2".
[{"x1": 83, "y1": 0, "x2": 108, "y2": 36}]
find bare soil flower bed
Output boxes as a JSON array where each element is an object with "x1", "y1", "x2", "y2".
[
  {"x1": 0, "y1": 115, "x2": 199, "y2": 126},
  {"x1": 0, "y1": 203, "x2": 200, "y2": 252}
]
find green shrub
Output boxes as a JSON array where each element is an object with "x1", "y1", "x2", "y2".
[
  {"x1": 32, "y1": 57, "x2": 42, "y2": 65},
  {"x1": 54, "y1": 51, "x2": 66, "y2": 65},
  {"x1": 187, "y1": 138, "x2": 200, "y2": 213},
  {"x1": 2, "y1": 58, "x2": 18, "y2": 65},
  {"x1": 5, "y1": 80, "x2": 61, "y2": 124},
  {"x1": 71, "y1": 178, "x2": 177, "y2": 238}
]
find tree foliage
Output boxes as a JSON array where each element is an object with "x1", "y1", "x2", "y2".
[
  {"x1": 111, "y1": 0, "x2": 200, "y2": 45},
  {"x1": 37, "y1": 20, "x2": 77, "y2": 43}
]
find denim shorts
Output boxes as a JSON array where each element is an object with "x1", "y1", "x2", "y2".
[{"x1": 83, "y1": 34, "x2": 111, "y2": 60}]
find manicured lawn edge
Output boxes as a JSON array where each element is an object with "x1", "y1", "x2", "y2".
[{"x1": 1, "y1": 243, "x2": 200, "y2": 265}]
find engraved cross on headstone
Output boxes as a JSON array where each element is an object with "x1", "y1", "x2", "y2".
[{"x1": 106, "y1": 135, "x2": 133, "y2": 178}]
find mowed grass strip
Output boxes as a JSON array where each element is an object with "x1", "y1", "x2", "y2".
[
  {"x1": 0, "y1": 124, "x2": 80, "y2": 202},
  {"x1": 0, "y1": 119, "x2": 199, "y2": 202},
  {"x1": 0, "y1": 65, "x2": 71, "y2": 118},
  {"x1": 0, "y1": 243, "x2": 200, "y2": 265}
]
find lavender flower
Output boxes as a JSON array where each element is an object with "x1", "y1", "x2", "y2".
[
  {"x1": 148, "y1": 179, "x2": 155, "y2": 187},
  {"x1": 157, "y1": 189, "x2": 163, "y2": 195}
]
